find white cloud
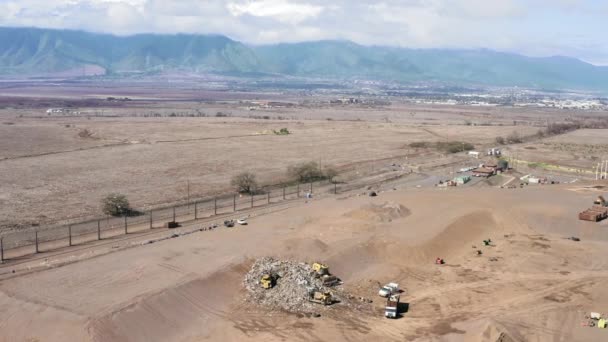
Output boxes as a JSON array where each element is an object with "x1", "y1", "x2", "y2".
[{"x1": 227, "y1": 0, "x2": 323, "y2": 24}]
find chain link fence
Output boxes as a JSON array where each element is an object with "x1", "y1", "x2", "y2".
[{"x1": 0, "y1": 179, "x2": 337, "y2": 261}]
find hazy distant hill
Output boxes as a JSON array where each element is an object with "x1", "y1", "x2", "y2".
[{"x1": 1, "y1": 27, "x2": 608, "y2": 91}]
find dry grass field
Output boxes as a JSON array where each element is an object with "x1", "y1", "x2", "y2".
[{"x1": 0, "y1": 103, "x2": 544, "y2": 232}]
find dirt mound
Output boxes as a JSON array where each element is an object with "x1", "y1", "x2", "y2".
[{"x1": 345, "y1": 201, "x2": 411, "y2": 222}]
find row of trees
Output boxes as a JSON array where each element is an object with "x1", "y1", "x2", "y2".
[
  {"x1": 101, "y1": 161, "x2": 339, "y2": 217},
  {"x1": 232, "y1": 161, "x2": 338, "y2": 195}
]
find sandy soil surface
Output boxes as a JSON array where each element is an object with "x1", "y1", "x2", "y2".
[{"x1": 1, "y1": 184, "x2": 607, "y2": 341}]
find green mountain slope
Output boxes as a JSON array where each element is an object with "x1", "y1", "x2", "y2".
[{"x1": 1, "y1": 27, "x2": 607, "y2": 91}]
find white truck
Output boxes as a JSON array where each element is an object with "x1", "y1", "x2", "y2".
[
  {"x1": 385, "y1": 294, "x2": 400, "y2": 319},
  {"x1": 378, "y1": 283, "x2": 399, "y2": 297}
]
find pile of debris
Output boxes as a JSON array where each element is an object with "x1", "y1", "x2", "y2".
[
  {"x1": 244, "y1": 257, "x2": 334, "y2": 313},
  {"x1": 244, "y1": 257, "x2": 372, "y2": 314}
]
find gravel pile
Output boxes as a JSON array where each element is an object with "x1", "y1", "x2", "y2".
[{"x1": 244, "y1": 257, "x2": 336, "y2": 313}]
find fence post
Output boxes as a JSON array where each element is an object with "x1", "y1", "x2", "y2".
[
  {"x1": 0, "y1": 238, "x2": 3, "y2": 263},
  {"x1": 251, "y1": 193, "x2": 254, "y2": 208},
  {"x1": 149, "y1": 211, "x2": 153, "y2": 229},
  {"x1": 98, "y1": 220, "x2": 101, "y2": 240},
  {"x1": 214, "y1": 197, "x2": 217, "y2": 215},
  {"x1": 173, "y1": 207, "x2": 176, "y2": 222},
  {"x1": 267, "y1": 191, "x2": 270, "y2": 204},
  {"x1": 194, "y1": 202, "x2": 198, "y2": 220},
  {"x1": 283, "y1": 186, "x2": 286, "y2": 200},
  {"x1": 310, "y1": 182, "x2": 313, "y2": 193},
  {"x1": 297, "y1": 184, "x2": 300, "y2": 198},
  {"x1": 233, "y1": 194, "x2": 236, "y2": 212},
  {"x1": 334, "y1": 182, "x2": 337, "y2": 194},
  {"x1": 35, "y1": 231, "x2": 39, "y2": 253},
  {"x1": 68, "y1": 225, "x2": 72, "y2": 246},
  {"x1": 124, "y1": 216, "x2": 128, "y2": 234}
]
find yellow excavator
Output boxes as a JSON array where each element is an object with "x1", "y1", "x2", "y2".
[{"x1": 260, "y1": 274, "x2": 277, "y2": 289}]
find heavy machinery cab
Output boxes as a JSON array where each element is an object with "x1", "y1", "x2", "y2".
[
  {"x1": 260, "y1": 274, "x2": 277, "y2": 289},
  {"x1": 312, "y1": 262, "x2": 329, "y2": 276},
  {"x1": 308, "y1": 289, "x2": 333, "y2": 305}
]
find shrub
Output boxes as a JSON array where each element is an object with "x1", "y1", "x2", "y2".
[
  {"x1": 506, "y1": 131, "x2": 523, "y2": 144},
  {"x1": 324, "y1": 167, "x2": 339, "y2": 183},
  {"x1": 101, "y1": 193, "x2": 131, "y2": 217},
  {"x1": 409, "y1": 141, "x2": 430, "y2": 148},
  {"x1": 231, "y1": 172, "x2": 258, "y2": 194},
  {"x1": 495, "y1": 136, "x2": 505, "y2": 145},
  {"x1": 435, "y1": 141, "x2": 475, "y2": 154},
  {"x1": 288, "y1": 162, "x2": 324, "y2": 183},
  {"x1": 273, "y1": 128, "x2": 290, "y2": 135}
]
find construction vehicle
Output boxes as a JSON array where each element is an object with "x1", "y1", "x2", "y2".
[
  {"x1": 579, "y1": 196, "x2": 608, "y2": 222},
  {"x1": 385, "y1": 294, "x2": 400, "y2": 319},
  {"x1": 378, "y1": 283, "x2": 399, "y2": 297},
  {"x1": 308, "y1": 288, "x2": 333, "y2": 305},
  {"x1": 594, "y1": 196, "x2": 607, "y2": 207},
  {"x1": 260, "y1": 274, "x2": 277, "y2": 289},
  {"x1": 312, "y1": 262, "x2": 329, "y2": 277}
]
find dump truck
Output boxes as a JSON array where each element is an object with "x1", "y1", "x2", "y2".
[
  {"x1": 385, "y1": 294, "x2": 400, "y2": 319},
  {"x1": 308, "y1": 289, "x2": 333, "y2": 305},
  {"x1": 579, "y1": 196, "x2": 608, "y2": 222},
  {"x1": 260, "y1": 274, "x2": 277, "y2": 289}
]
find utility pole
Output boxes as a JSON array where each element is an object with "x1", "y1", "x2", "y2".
[{"x1": 187, "y1": 180, "x2": 190, "y2": 208}]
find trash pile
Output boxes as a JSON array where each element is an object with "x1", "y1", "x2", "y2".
[
  {"x1": 244, "y1": 257, "x2": 333, "y2": 313},
  {"x1": 244, "y1": 257, "x2": 373, "y2": 314}
]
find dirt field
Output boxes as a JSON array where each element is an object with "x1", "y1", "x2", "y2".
[
  {"x1": 1, "y1": 184, "x2": 607, "y2": 341},
  {"x1": 0, "y1": 107, "x2": 542, "y2": 231},
  {"x1": 506, "y1": 129, "x2": 608, "y2": 171}
]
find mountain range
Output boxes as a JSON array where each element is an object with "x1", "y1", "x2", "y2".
[{"x1": 1, "y1": 26, "x2": 607, "y2": 92}]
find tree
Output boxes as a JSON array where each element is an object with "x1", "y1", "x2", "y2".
[
  {"x1": 324, "y1": 167, "x2": 339, "y2": 183},
  {"x1": 287, "y1": 161, "x2": 323, "y2": 183},
  {"x1": 231, "y1": 172, "x2": 258, "y2": 194},
  {"x1": 506, "y1": 131, "x2": 523, "y2": 144},
  {"x1": 101, "y1": 193, "x2": 131, "y2": 217},
  {"x1": 498, "y1": 159, "x2": 509, "y2": 171}
]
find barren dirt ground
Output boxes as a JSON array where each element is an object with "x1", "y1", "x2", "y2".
[{"x1": 1, "y1": 184, "x2": 607, "y2": 341}]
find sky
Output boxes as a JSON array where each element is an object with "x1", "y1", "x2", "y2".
[{"x1": 0, "y1": 0, "x2": 607, "y2": 65}]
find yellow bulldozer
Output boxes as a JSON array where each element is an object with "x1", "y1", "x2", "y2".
[
  {"x1": 260, "y1": 274, "x2": 277, "y2": 289},
  {"x1": 308, "y1": 288, "x2": 333, "y2": 305},
  {"x1": 312, "y1": 262, "x2": 329, "y2": 277}
]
